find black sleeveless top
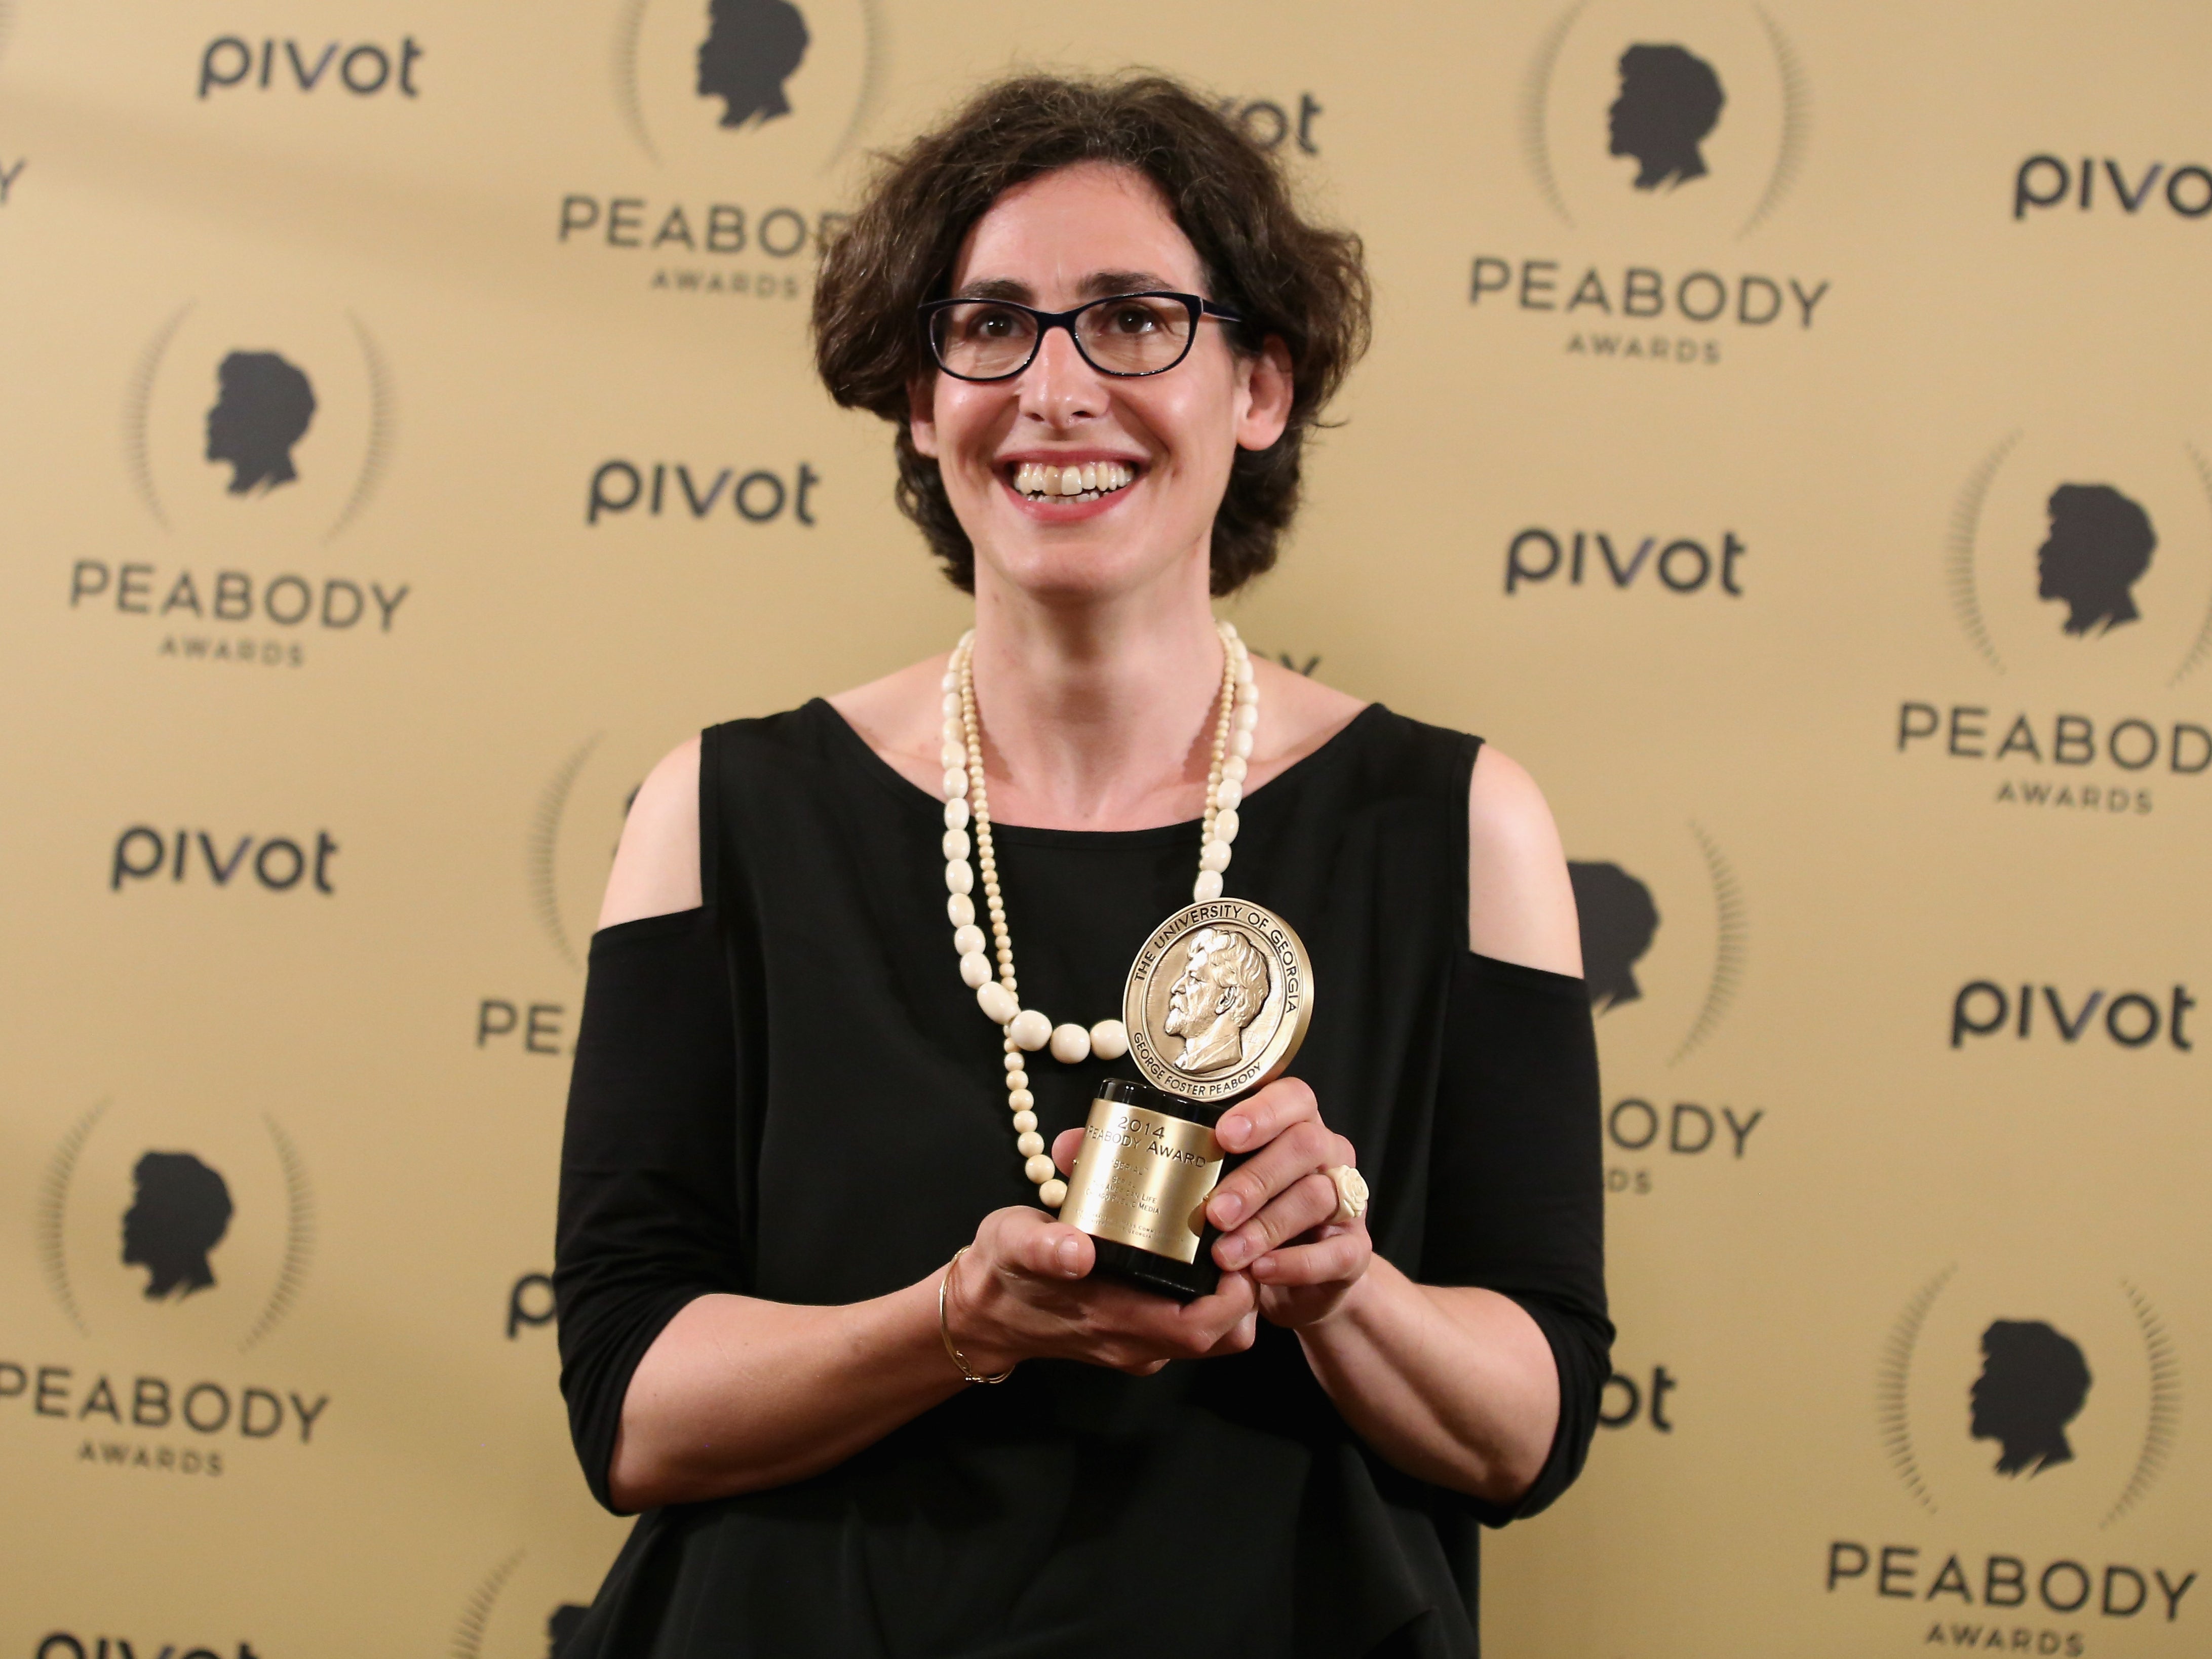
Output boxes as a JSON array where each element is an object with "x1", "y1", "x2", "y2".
[{"x1": 555, "y1": 699, "x2": 1608, "y2": 1658}]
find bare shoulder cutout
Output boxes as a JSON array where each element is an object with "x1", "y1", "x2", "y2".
[
  {"x1": 1465, "y1": 745, "x2": 1582, "y2": 976},
  {"x1": 597, "y1": 735, "x2": 703, "y2": 930}
]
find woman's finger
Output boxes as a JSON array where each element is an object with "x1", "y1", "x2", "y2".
[
  {"x1": 1119, "y1": 1269, "x2": 1256, "y2": 1357},
  {"x1": 993, "y1": 1210, "x2": 1093, "y2": 1280},
  {"x1": 1214, "y1": 1170, "x2": 1339, "y2": 1270},
  {"x1": 976, "y1": 1209, "x2": 1263, "y2": 1368},
  {"x1": 1206, "y1": 1117, "x2": 1340, "y2": 1232},
  {"x1": 1251, "y1": 1226, "x2": 1369, "y2": 1287},
  {"x1": 1055, "y1": 1309, "x2": 1233, "y2": 1378},
  {"x1": 1201, "y1": 1309, "x2": 1261, "y2": 1359},
  {"x1": 1134, "y1": 1267, "x2": 1256, "y2": 1353},
  {"x1": 1211, "y1": 1075, "x2": 1319, "y2": 1157},
  {"x1": 1050, "y1": 1126, "x2": 1084, "y2": 1174}
]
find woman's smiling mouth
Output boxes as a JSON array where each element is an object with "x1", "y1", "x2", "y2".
[{"x1": 1008, "y1": 460, "x2": 1139, "y2": 503}]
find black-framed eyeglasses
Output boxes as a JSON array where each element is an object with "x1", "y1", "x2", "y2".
[{"x1": 919, "y1": 291, "x2": 1245, "y2": 382}]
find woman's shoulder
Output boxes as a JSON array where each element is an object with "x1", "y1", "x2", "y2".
[
  {"x1": 598, "y1": 736, "x2": 703, "y2": 929},
  {"x1": 820, "y1": 653, "x2": 955, "y2": 800},
  {"x1": 1240, "y1": 654, "x2": 1368, "y2": 784},
  {"x1": 1289, "y1": 686, "x2": 1579, "y2": 974},
  {"x1": 1465, "y1": 744, "x2": 1563, "y2": 882},
  {"x1": 596, "y1": 692, "x2": 883, "y2": 930},
  {"x1": 1267, "y1": 675, "x2": 1471, "y2": 802},
  {"x1": 1292, "y1": 686, "x2": 1549, "y2": 841},
  {"x1": 1464, "y1": 742, "x2": 1581, "y2": 977}
]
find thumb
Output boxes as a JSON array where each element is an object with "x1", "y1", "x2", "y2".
[
  {"x1": 1051, "y1": 1127, "x2": 1084, "y2": 1173},
  {"x1": 985, "y1": 1202, "x2": 1094, "y2": 1280}
]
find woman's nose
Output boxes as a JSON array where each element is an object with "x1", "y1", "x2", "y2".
[{"x1": 1017, "y1": 325, "x2": 1106, "y2": 425}]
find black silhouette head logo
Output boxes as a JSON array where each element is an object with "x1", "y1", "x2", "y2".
[
  {"x1": 1970, "y1": 1319, "x2": 2092, "y2": 1478},
  {"x1": 120, "y1": 1150, "x2": 234, "y2": 1301},
  {"x1": 2037, "y1": 483, "x2": 2156, "y2": 637},
  {"x1": 696, "y1": 0, "x2": 810, "y2": 129},
  {"x1": 1608, "y1": 44, "x2": 1726, "y2": 190},
  {"x1": 1568, "y1": 861, "x2": 1660, "y2": 1013},
  {"x1": 547, "y1": 1604, "x2": 589, "y2": 1657},
  {"x1": 204, "y1": 350, "x2": 316, "y2": 495}
]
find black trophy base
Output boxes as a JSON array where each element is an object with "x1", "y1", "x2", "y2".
[
  {"x1": 1077, "y1": 1078, "x2": 1236, "y2": 1304},
  {"x1": 1090, "y1": 1234, "x2": 1220, "y2": 1303}
]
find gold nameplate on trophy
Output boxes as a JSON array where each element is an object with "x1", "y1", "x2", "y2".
[
  {"x1": 1057, "y1": 1093, "x2": 1226, "y2": 1264},
  {"x1": 1056, "y1": 899, "x2": 1314, "y2": 1299}
]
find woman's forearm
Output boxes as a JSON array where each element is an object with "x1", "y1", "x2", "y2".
[
  {"x1": 1295, "y1": 1256, "x2": 1560, "y2": 1506},
  {"x1": 605, "y1": 1195, "x2": 1273, "y2": 1512},
  {"x1": 608, "y1": 1249, "x2": 1562, "y2": 1513},
  {"x1": 607, "y1": 1275, "x2": 967, "y2": 1512}
]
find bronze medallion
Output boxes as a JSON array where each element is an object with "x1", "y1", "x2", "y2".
[{"x1": 1122, "y1": 899, "x2": 1313, "y2": 1102}]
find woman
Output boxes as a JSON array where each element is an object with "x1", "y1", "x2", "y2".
[{"x1": 555, "y1": 73, "x2": 1608, "y2": 1657}]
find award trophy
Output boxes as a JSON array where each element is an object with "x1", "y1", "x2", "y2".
[{"x1": 1054, "y1": 899, "x2": 1313, "y2": 1300}]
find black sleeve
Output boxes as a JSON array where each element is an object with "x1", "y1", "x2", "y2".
[
  {"x1": 1422, "y1": 948, "x2": 1611, "y2": 1526},
  {"x1": 553, "y1": 904, "x2": 742, "y2": 1513}
]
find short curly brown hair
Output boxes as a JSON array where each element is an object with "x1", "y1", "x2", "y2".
[{"x1": 812, "y1": 72, "x2": 1371, "y2": 596}]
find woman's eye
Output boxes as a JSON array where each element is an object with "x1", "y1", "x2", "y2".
[{"x1": 1110, "y1": 307, "x2": 1156, "y2": 333}]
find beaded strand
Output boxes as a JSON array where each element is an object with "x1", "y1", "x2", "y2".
[{"x1": 939, "y1": 620, "x2": 1258, "y2": 1203}]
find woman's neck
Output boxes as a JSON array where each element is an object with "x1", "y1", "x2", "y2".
[
  {"x1": 827, "y1": 561, "x2": 1368, "y2": 834},
  {"x1": 963, "y1": 568, "x2": 1225, "y2": 831}
]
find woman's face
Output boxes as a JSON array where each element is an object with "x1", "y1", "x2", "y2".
[{"x1": 910, "y1": 162, "x2": 1291, "y2": 604}]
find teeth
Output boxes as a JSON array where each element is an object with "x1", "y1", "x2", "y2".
[{"x1": 1012, "y1": 461, "x2": 1135, "y2": 500}]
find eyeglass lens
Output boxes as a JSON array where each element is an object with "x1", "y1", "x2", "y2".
[{"x1": 930, "y1": 295, "x2": 1196, "y2": 378}]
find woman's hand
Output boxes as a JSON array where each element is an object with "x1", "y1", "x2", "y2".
[
  {"x1": 950, "y1": 1075, "x2": 1365, "y2": 1377},
  {"x1": 1200, "y1": 1077, "x2": 1372, "y2": 1329},
  {"x1": 948, "y1": 1204, "x2": 1259, "y2": 1377}
]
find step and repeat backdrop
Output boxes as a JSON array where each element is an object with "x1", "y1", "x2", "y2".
[{"x1": 1, "y1": 1, "x2": 2205, "y2": 1653}]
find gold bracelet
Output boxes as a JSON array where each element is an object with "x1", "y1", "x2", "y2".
[{"x1": 938, "y1": 1246, "x2": 1013, "y2": 1385}]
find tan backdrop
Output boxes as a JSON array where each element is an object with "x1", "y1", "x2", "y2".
[{"x1": 2, "y1": 1, "x2": 2205, "y2": 1652}]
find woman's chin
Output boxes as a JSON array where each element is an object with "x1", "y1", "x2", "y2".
[
  {"x1": 978, "y1": 535, "x2": 1199, "y2": 605},
  {"x1": 978, "y1": 520, "x2": 1203, "y2": 606}
]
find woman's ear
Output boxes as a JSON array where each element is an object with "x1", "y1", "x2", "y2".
[
  {"x1": 1235, "y1": 336, "x2": 1295, "y2": 452},
  {"x1": 908, "y1": 375, "x2": 940, "y2": 458}
]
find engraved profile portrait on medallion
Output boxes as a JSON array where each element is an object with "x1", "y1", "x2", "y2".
[
  {"x1": 1162, "y1": 926, "x2": 1278, "y2": 1076},
  {"x1": 1127, "y1": 901, "x2": 1311, "y2": 1099}
]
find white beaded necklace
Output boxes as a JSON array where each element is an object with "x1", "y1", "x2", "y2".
[{"x1": 938, "y1": 620, "x2": 1259, "y2": 1207}]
